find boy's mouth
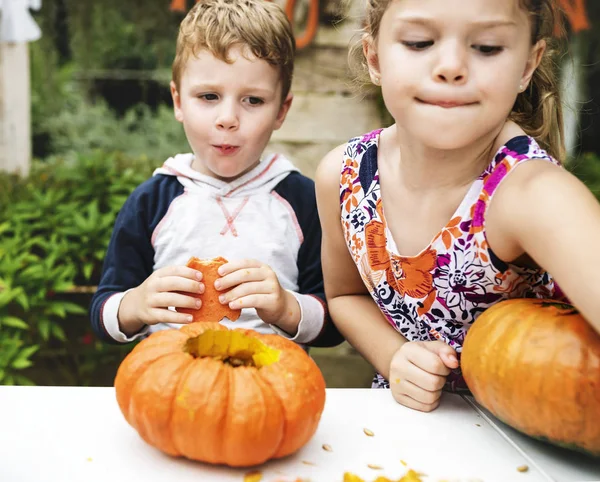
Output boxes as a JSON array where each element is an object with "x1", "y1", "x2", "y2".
[{"x1": 213, "y1": 144, "x2": 240, "y2": 155}]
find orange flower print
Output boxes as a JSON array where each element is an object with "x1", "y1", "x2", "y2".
[
  {"x1": 341, "y1": 182, "x2": 362, "y2": 213},
  {"x1": 341, "y1": 158, "x2": 358, "y2": 187},
  {"x1": 351, "y1": 234, "x2": 364, "y2": 262},
  {"x1": 365, "y1": 220, "x2": 390, "y2": 270},
  {"x1": 434, "y1": 216, "x2": 463, "y2": 250},
  {"x1": 387, "y1": 248, "x2": 436, "y2": 299}
]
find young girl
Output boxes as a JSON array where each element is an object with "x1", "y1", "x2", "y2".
[{"x1": 316, "y1": 0, "x2": 600, "y2": 412}]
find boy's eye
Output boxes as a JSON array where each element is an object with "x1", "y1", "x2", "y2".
[
  {"x1": 402, "y1": 40, "x2": 434, "y2": 50},
  {"x1": 474, "y1": 45, "x2": 503, "y2": 55},
  {"x1": 246, "y1": 97, "x2": 264, "y2": 105},
  {"x1": 200, "y1": 93, "x2": 218, "y2": 101}
]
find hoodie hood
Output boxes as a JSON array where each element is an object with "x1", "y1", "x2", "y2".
[{"x1": 153, "y1": 153, "x2": 299, "y2": 198}]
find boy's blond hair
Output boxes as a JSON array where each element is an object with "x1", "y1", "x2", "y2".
[{"x1": 172, "y1": 0, "x2": 296, "y2": 101}]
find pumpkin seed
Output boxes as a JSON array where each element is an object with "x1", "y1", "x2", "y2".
[
  {"x1": 322, "y1": 444, "x2": 333, "y2": 452},
  {"x1": 363, "y1": 428, "x2": 375, "y2": 436},
  {"x1": 517, "y1": 465, "x2": 529, "y2": 473},
  {"x1": 367, "y1": 463, "x2": 383, "y2": 470},
  {"x1": 302, "y1": 460, "x2": 316, "y2": 466},
  {"x1": 400, "y1": 460, "x2": 408, "y2": 466},
  {"x1": 244, "y1": 470, "x2": 263, "y2": 482}
]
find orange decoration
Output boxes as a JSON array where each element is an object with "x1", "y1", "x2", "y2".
[
  {"x1": 178, "y1": 256, "x2": 241, "y2": 323},
  {"x1": 558, "y1": 0, "x2": 590, "y2": 34},
  {"x1": 169, "y1": 0, "x2": 320, "y2": 50},
  {"x1": 462, "y1": 299, "x2": 600, "y2": 456},
  {"x1": 115, "y1": 322, "x2": 326, "y2": 466}
]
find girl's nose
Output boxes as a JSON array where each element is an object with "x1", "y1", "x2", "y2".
[{"x1": 433, "y1": 41, "x2": 468, "y2": 85}]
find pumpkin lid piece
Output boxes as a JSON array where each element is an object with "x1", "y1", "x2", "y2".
[{"x1": 178, "y1": 256, "x2": 241, "y2": 323}]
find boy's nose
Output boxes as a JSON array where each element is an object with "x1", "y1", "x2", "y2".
[
  {"x1": 215, "y1": 103, "x2": 239, "y2": 131},
  {"x1": 433, "y1": 42, "x2": 468, "y2": 85}
]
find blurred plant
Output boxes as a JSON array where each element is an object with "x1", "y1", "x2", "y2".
[{"x1": 0, "y1": 152, "x2": 156, "y2": 386}]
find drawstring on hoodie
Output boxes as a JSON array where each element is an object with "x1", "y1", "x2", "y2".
[{"x1": 216, "y1": 196, "x2": 250, "y2": 237}]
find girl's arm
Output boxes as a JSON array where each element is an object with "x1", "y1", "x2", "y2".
[
  {"x1": 487, "y1": 160, "x2": 600, "y2": 335},
  {"x1": 315, "y1": 145, "x2": 408, "y2": 380}
]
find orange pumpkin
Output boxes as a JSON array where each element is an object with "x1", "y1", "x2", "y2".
[
  {"x1": 177, "y1": 256, "x2": 241, "y2": 323},
  {"x1": 462, "y1": 299, "x2": 600, "y2": 456},
  {"x1": 115, "y1": 322, "x2": 326, "y2": 467}
]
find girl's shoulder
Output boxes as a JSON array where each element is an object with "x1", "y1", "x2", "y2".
[{"x1": 482, "y1": 134, "x2": 561, "y2": 182}]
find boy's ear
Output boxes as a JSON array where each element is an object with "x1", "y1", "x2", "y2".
[
  {"x1": 274, "y1": 92, "x2": 293, "y2": 130},
  {"x1": 170, "y1": 80, "x2": 184, "y2": 123},
  {"x1": 520, "y1": 39, "x2": 546, "y2": 92},
  {"x1": 363, "y1": 34, "x2": 381, "y2": 86}
]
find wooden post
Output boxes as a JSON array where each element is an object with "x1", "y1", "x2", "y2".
[{"x1": 0, "y1": 42, "x2": 31, "y2": 176}]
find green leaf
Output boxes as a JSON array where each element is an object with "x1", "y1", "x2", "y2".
[
  {"x1": 19, "y1": 345, "x2": 39, "y2": 360},
  {"x1": 38, "y1": 319, "x2": 51, "y2": 341},
  {"x1": 1, "y1": 316, "x2": 28, "y2": 330},
  {"x1": 51, "y1": 324, "x2": 66, "y2": 342},
  {"x1": 14, "y1": 291, "x2": 29, "y2": 311},
  {"x1": 46, "y1": 303, "x2": 67, "y2": 318},
  {"x1": 11, "y1": 359, "x2": 33, "y2": 370},
  {"x1": 83, "y1": 262, "x2": 94, "y2": 281},
  {"x1": 62, "y1": 302, "x2": 87, "y2": 315}
]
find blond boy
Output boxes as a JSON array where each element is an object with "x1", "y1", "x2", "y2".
[{"x1": 90, "y1": 0, "x2": 342, "y2": 348}]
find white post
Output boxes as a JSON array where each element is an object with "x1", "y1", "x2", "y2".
[
  {"x1": 0, "y1": 0, "x2": 42, "y2": 176},
  {"x1": 0, "y1": 41, "x2": 31, "y2": 175}
]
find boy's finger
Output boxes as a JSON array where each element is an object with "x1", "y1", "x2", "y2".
[
  {"x1": 157, "y1": 265, "x2": 203, "y2": 281},
  {"x1": 218, "y1": 282, "x2": 272, "y2": 304},
  {"x1": 151, "y1": 308, "x2": 194, "y2": 325},
  {"x1": 153, "y1": 292, "x2": 202, "y2": 310},
  {"x1": 217, "y1": 258, "x2": 262, "y2": 276},
  {"x1": 215, "y1": 268, "x2": 267, "y2": 290},
  {"x1": 157, "y1": 276, "x2": 204, "y2": 294}
]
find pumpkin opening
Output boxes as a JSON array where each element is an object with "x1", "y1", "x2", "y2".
[{"x1": 184, "y1": 329, "x2": 281, "y2": 368}]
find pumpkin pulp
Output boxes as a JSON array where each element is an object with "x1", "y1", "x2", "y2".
[{"x1": 184, "y1": 329, "x2": 281, "y2": 368}]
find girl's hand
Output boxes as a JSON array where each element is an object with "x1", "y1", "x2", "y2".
[
  {"x1": 215, "y1": 259, "x2": 301, "y2": 333},
  {"x1": 119, "y1": 265, "x2": 204, "y2": 331},
  {"x1": 389, "y1": 341, "x2": 459, "y2": 412}
]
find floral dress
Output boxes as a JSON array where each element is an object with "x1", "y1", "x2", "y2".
[{"x1": 340, "y1": 130, "x2": 563, "y2": 389}]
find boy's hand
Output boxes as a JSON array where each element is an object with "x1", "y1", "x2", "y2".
[
  {"x1": 389, "y1": 341, "x2": 459, "y2": 412},
  {"x1": 118, "y1": 265, "x2": 204, "y2": 334},
  {"x1": 215, "y1": 259, "x2": 300, "y2": 334}
]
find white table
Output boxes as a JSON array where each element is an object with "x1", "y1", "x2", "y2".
[{"x1": 0, "y1": 387, "x2": 598, "y2": 482}]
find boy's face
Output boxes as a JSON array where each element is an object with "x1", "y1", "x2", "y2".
[{"x1": 171, "y1": 45, "x2": 292, "y2": 181}]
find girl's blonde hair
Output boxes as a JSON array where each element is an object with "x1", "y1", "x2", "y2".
[
  {"x1": 172, "y1": 0, "x2": 295, "y2": 101},
  {"x1": 349, "y1": 0, "x2": 565, "y2": 160}
]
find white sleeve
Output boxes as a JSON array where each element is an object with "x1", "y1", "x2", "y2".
[
  {"x1": 101, "y1": 291, "x2": 150, "y2": 343},
  {"x1": 270, "y1": 290, "x2": 325, "y2": 344}
]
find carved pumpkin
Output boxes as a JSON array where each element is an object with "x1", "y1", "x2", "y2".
[
  {"x1": 115, "y1": 322, "x2": 326, "y2": 467},
  {"x1": 462, "y1": 299, "x2": 600, "y2": 456},
  {"x1": 177, "y1": 256, "x2": 241, "y2": 323}
]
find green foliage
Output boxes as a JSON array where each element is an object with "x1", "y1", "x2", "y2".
[
  {"x1": 568, "y1": 152, "x2": 600, "y2": 201},
  {"x1": 0, "y1": 152, "x2": 156, "y2": 386}
]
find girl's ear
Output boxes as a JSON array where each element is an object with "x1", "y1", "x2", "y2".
[
  {"x1": 363, "y1": 34, "x2": 382, "y2": 86},
  {"x1": 520, "y1": 39, "x2": 546, "y2": 92},
  {"x1": 170, "y1": 80, "x2": 184, "y2": 123}
]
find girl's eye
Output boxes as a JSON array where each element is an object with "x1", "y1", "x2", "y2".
[
  {"x1": 402, "y1": 40, "x2": 434, "y2": 50},
  {"x1": 246, "y1": 97, "x2": 264, "y2": 106},
  {"x1": 200, "y1": 93, "x2": 218, "y2": 101},
  {"x1": 474, "y1": 45, "x2": 504, "y2": 55}
]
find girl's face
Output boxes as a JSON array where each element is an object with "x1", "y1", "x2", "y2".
[{"x1": 365, "y1": 0, "x2": 544, "y2": 151}]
